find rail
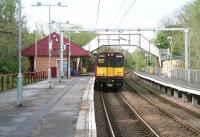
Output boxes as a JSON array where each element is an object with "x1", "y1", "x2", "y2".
[
  {"x1": 0, "y1": 71, "x2": 47, "y2": 91},
  {"x1": 119, "y1": 94, "x2": 160, "y2": 137},
  {"x1": 131, "y1": 76, "x2": 200, "y2": 118},
  {"x1": 100, "y1": 91, "x2": 115, "y2": 137},
  {"x1": 101, "y1": 89, "x2": 159, "y2": 137},
  {"x1": 125, "y1": 77, "x2": 200, "y2": 136}
]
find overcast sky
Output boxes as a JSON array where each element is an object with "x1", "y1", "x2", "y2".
[{"x1": 22, "y1": 0, "x2": 191, "y2": 32}]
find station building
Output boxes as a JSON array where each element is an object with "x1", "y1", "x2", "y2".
[{"x1": 22, "y1": 32, "x2": 91, "y2": 77}]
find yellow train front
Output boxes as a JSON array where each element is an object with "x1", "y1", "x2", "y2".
[{"x1": 94, "y1": 52, "x2": 124, "y2": 89}]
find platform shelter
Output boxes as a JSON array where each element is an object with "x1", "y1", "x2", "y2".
[{"x1": 22, "y1": 32, "x2": 91, "y2": 77}]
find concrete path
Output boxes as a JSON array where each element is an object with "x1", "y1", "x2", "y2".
[{"x1": 0, "y1": 76, "x2": 92, "y2": 137}]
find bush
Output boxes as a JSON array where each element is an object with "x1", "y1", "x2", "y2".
[{"x1": 0, "y1": 65, "x2": 11, "y2": 74}]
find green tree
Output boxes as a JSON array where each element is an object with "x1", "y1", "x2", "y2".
[
  {"x1": 158, "y1": 0, "x2": 200, "y2": 69},
  {"x1": 129, "y1": 49, "x2": 146, "y2": 70},
  {"x1": 64, "y1": 25, "x2": 96, "y2": 47},
  {"x1": 0, "y1": 0, "x2": 37, "y2": 73},
  {"x1": 155, "y1": 33, "x2": 170, "y2": 49},
  {"x1": 0, "y1": 0, "x2": 18, "y2": 73},
  {"x1": 186, "y1": 1, "x2": 200, "y2": 60}
]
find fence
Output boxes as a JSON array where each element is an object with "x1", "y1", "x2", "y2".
[
  {"x1": 144, "y1": 67, "x2": 200, "y2": 84},
  {"x1": 172, "y1": 69, "x2": 200, "y2": 84},
  {"x1": 0, "y1": 71, "x2": 47, "y2": 91}
]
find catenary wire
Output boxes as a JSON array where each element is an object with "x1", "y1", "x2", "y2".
[
  {"x1": 111, "y1": 0, "x2": 127, "y2": 27},
  {"x1": 95, "y1": 0, "x2": 101, "y2": 29},
  {"x1": 116, "y1": 0, "x2": 137, "y2": 28}
]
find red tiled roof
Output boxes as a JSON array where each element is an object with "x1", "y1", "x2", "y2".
[{"x1": 22, "y1": 32, "x2": 90, "y2": 57}]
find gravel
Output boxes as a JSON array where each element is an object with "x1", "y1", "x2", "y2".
[
  {"x1": 122, "y1": 82, "x2": 196, "y2": 137},
  {"x1": 132, "y1": 76, "x2": 200, "y2": 131},
  {"x1": 94, "y1": 90, "x2": 111, "y2": 137}
]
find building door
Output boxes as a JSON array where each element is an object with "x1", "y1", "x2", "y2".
[{"x1": 51, "y1": 67, "x2": 57, "y2": 78}]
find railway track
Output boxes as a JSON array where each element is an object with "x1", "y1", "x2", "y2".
[
  {"x1": 131, "y1": 73, "x2": 200, "y2": 118},
  {"x1": 129, "y1": 73, "x2": 200, "y2": 131},
  {"x1": 99, "y1": 90, "x2": 159, "y2": 137},
  {"x1": 124, "y1": 72, "x2": 200, "y2": 136}
]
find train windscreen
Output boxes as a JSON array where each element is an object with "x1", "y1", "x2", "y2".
[
  {"x1": 115, "y1": 55, "x2": 124, "y2": 67},
  {"x1": 97, "y1": 54, "x2": 124, "y2": 67},
  {"x1": 107, "y1": 56, "x2": 115, "y2": 67},
  {"x1": 106, "y1": 54, "x2": 124, "y2": 67}
]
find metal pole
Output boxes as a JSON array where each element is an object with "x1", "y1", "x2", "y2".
[
  {"x1": 66, "y1": 27, "x2": 187, "y2": 32},
  {"x1": 167, "y1": 36, "x2": 172, "y2": 77},
  {"x1": 97, "y1": 36, "x2": 100, "y2": 53},
  {"x1": 17, "y1": 0, "x2": 23, "y2": 106},
  {"x1": 170, "y1": 39, "x2": 172, "y2": 78},
  {"x1": 58, "y1": 23, "x2": 62, "y2": 82},
  {"x1": 117, "y1": 32, "x2": 120, "y2": 52},
  {"x1": 48, "y1": 4, "x2": 52, "y2": 88},
  {"x1": 60, "y1": 31, "x2": 64, "y2": 78},
  {"x1": 34, "y1": 30, "x2": 38, "y2": 71},
  {"x1": 31, "y1": 2, "x2": 67, "y2": 84},
  {"x1": 145, "y1": 54, "x2": 147, "y2": 73},
  {"x1": 139, "y1": 34, "x2": 141, "y2": 47},
  {"x1": 188, "y1": 31, "x2": 191, "y2": 82},
  {"x1": 184, "y1": 29, "x2": 190, "y2": 82},
  {"x1": 68, "y1": 32, "x2": 71, "y2": 78},
  {"x1": 148, "y1": 41, "x2": 151, "y2": 74},
  {"x1": 107, "y1": 35, "x2": 109, "y2": 45}
]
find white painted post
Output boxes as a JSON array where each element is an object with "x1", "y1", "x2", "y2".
[
  {"x1": 167, "y1": 88, "x2": 171, "y2": 96},
  {"x1": 182, "y1": 93, "x2": 188, "y2": 102},
  {"x1": 184, "y1": 29, "x2": 190, "y2": 82},
  {"x1": 174, "y1": 90, "x2": 179, "y2": 98},
  {"x1": 68, "y1": 32, "x2": 71, "y2": 78},
  {"x1": 60, "y1": 31, "x2": 64, "y2": 78},
  {"x1": 192, "y1": 95, "x2": 198, "y2": 106},
  {"x1": 17, "y1": 0, "x2": 23, "y2": 106}
]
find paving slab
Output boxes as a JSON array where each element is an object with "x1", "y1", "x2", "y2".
[
  {"x1": 0, "y1": 76, "x2": 92, "y2": 137},
  {"x1": 74, "y1": 77, "x2": 96, "y2": 137}
]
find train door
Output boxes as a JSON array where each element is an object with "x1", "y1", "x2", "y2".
[
  {"x1": 107, "y1": 54, "x2": 115, "y2": 77},
  {"x1": 96, "y1": 54, "x2": 107, "y2": 77},
  {"x1": 114, "y1": 55, "x2": 124, "y2": 77}
]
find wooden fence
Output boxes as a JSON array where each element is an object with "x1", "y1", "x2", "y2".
[{"x1": 0, "y1": 71, "x2": 47, "y2": 91}]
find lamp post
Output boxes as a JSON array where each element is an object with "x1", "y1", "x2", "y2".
[
  {"x1": 67, "y1": 32, "x2": 71, "y2": 78},
  {"x1": 32, "y1": 2, "x2": 67, "y2": 88},
  {"x1": 17, "y1": 0, "x2": 23, "y2": 106},
  {"x1": 167, "y1": 36, "x2": 172, "y2": 77}
]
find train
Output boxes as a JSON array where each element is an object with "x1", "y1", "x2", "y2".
[{"x1": 94, "y1": 52, "x2": 125, "y2": 90}]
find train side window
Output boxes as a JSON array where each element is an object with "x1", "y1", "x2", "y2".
[{"x1": 115, "y1": 55, "x2": 124, "y2": 67}]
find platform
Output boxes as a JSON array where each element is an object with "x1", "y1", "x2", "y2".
[
  {"x1": 136, "y1": 72, "x2": 200, "y2": 90},
  {"x1": 134, "y1": 71, "x2": 200, "y2": 106},
  {"x1": 0, "y1": 76, "x2": 96, "y2": 137}
]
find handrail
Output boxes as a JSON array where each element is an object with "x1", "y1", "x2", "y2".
[{"x1": 0, "y1": 71, "x2": 47, "y2": 91}]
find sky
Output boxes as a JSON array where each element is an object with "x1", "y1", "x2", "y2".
[{"x1": 22, "y1": 0, "x2": 191, "y2": 32}]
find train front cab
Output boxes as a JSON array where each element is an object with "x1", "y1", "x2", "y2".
[{"x1": 94, "y1": 53, "x2": 124, "y2": 90}]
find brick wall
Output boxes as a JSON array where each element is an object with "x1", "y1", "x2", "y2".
[
  {"x1": 37, "y1": 57, "x2": 59, "y2": 73},
  {"x1": 35, "y1": 56, "x2": 81, "y2": 76}
]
